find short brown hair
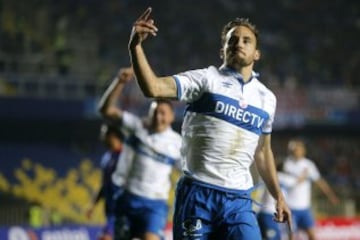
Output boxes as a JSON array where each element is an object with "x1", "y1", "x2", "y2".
[
  {"x1": 154, "y1": 99, "x2": 174, "y2": 111},
  {"x1": 221, "y1": 18, "x2": 259, "y2": 48}
]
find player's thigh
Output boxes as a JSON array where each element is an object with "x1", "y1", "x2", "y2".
[
  {"x1": 142, "y1": 232, "x2": 161, "y2": 240},
  {"x1": 224, "y1": 212, "x2": 262, "y2": 240},
  {"x1": 173, "y1": 178, "x2": 214, "y2": 239}
]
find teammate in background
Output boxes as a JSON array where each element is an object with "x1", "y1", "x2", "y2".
[
  {"x1": 258, "y1": 163, "x2": 308, "y2": 240},
  {"x1": 283, "y1": 139, "x2": 340, "y2": 240},
  {"x1": 86, "y1": 124, "x2": 124, "y2": 240},
  {"x1": 98, "y1": 67, "x2": 182, "y2": 240},
  {"x1": 128, "y1": 7, "x2": 291, "y2": 239}
]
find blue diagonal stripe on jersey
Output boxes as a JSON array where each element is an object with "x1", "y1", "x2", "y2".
[
  {"x1": 186, "y1": 92, "x2": 269, "y2": 135},
  {"x1": 125, "y1": 135, "x2": 177, "y2": 166}
]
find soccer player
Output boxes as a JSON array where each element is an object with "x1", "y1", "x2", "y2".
[
  {"x1": 283, "y1": 139, "x2": 339, "y2": 240},
  {"x1": 98, "y1": 67, "x2": 182, "y2": 240},
  {"x1": 258, "y1": 163, "x2": 308, "y2": 240},
  {"x1": 86, "y1": 124, "x2": 124, "y2": 240},
  {"x1": 128, "y1": 7, "x2": 292, "y2": 239}
]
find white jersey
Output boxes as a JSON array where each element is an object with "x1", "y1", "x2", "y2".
[
  {"x1": 173, "y1": 66, "x2": 276, "y2": 190},
  {"x1": 112, "y1": 111, "x2": 182, "y2": 200},
  {"x1": 283, "y1": 157, "x2": 320, "y2": 209},
  {"x1": 259, "y1": 172, "x2": 298, "y2": 214}
]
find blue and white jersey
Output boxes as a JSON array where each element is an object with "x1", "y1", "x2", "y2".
[
  {"x1": 283, "y1": 157, "x2": 320, "y2": 209},
  {"x1": 173, "y1": 66, "x2": 276, "y2": 190},
  {"x1": 112, "y1": 111, "x2": 182, "y2": 200}
]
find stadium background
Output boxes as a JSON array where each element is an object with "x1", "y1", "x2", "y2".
[{"x1": 0, "y1": 0, "x2": 359, "y2": 239}]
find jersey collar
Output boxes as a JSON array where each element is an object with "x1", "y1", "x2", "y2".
[{"x1": 219, "y1": 66, "x2": 259, "y2": 85}]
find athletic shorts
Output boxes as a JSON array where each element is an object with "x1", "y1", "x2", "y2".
[
  {"x1": 291, "y1": 208, "x2": 315, "y2": 230},
  {"x1": 115, "y1": 191, "x2": 168, "y2": 239},
  {"x1": 173, "y1": 176, "x2": 261, "y2": 240},
  {"x1": 257, "y1": 212, "x2": 281, "y2": 240}
]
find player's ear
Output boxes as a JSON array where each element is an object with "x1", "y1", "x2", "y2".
[
  {"x1": 254, "y1": 49, "x2": 261, "y2": 61},
  {"x1": 220, "y1": 48, "x2": 224, "y2": 59}
]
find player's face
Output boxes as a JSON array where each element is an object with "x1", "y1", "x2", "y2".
[
  {"x1": 104, "y1": 132, "x2": 122, "y2": 150},
  {"x1": 293, "y1": 142, "x2": 306, "y2": 159},
  {"x1": 150, "y1": 103, "x2": 174, "y2": 132},
  {"x1": 222, "y1": 26, "x2": 260, "y2": 67}
]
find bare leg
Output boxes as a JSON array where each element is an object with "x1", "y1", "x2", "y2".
[
  {"x1": 305, "y1": 227, "x2": 316, "y2": 240},
  {"x1": 142, "y1": 232, "x2": 160, "y2": 240}
]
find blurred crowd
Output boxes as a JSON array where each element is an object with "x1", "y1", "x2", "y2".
[{"x1": 0, "y1": 0, "x2": 359, "y2": 87}]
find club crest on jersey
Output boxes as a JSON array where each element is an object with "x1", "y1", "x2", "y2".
[{"x1": 239, "y1": 97, "x2": 248, "y2": 108}]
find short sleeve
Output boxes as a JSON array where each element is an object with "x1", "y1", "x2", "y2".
[
  {"x1": 308, "y1": 160, "x2": 321, "y2": 181},
  {"x1": 173, "y1": 68, "x2": 208, "y2": 103},
  {"x1": 121, "y1": 111, "x2": 143, "y2": 134},
  {"x1": 262, "y1": 92, "x2": 277, "y2": 134}
]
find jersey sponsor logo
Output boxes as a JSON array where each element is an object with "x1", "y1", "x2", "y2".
[
  {"x1": 186, "y1": 92, "x2": 269, "y2": 135},
  {"x1": 214, "y1": 101, "x2": 264, "y2": 128}
]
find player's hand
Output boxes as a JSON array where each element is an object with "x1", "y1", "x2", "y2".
[
  {"x1": 129, "y1": 7, "x2": 158, "y2": 49},
  {"x1": 117, "y1": 67, "x2": 134, "y2": 83},
  {"x1": 274, "y1": 197, "x2": 292, "y2": 232}
]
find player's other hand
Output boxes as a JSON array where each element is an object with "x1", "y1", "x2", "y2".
[
  {"x1": 117, "y1": 67, "x2": 134, "y2": 83},
  {"x1": 129, "y1": 7, "x2": 158, "y2": 49},
  {"x1": 274, "y1": 197, "x2": 292, "y2": 231}
]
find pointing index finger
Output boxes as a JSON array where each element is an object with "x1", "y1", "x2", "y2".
[{"x1": 137, "y1": 7, "x2": 152, "y2": 21}]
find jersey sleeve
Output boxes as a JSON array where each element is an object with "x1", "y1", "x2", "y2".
[
  {"x1": 308, "y1": 160, "x2": 321, "y2": 181},
  {"x1": 261, "y1": 91, "x2": 277, "y2": 134},
  {"x1": 121, "y1": 111, "x2": 144, "y2": 136},
  {"x1": 173, "y1": 68, "x2": 209, "y2": 103}
]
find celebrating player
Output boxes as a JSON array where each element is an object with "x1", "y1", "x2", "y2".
[
  {"x1": 128, "y1": 7, "x2": 291, "y2": 239},
  {"x1": 98, "y1": 67, "x2": 182, "y2": 240},
  {"x1": 283, "y1": 139, "x2": 339, "y2": 240}
]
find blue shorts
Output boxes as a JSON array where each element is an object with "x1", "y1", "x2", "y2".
[
  {"x1": 291, "y1": 208, "x2": 315, "y2": 230},
  {"x1": 173, "y1": 177, "x2": 261, "y2": 240},
  {"x1": 257, "y1": 212, "x2": 281, "y2": 240},
  {"x1": 115, "y1": 191, "x2": 168, "y2": 238}
]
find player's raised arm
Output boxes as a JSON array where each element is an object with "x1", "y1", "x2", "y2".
[
  {"x1": 128, "y1": 7, "x2": 177, "y2": 99},
  {"x1": 98, "y1": 67, "x2": 134, "y2": 122}
]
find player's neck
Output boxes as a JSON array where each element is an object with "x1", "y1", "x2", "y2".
[
  {"x1": 238, "y1": 64, "x2": 254, "y2": 83},
  {"x1": 223, "y1": 63, "x2": 253, "y2": 82}
]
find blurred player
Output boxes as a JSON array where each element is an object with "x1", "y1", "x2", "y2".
[
  {"x1": 258, "y1": 163, "x2": 308, "y2": 240},
  {"x1": 98, "y1": 67, "x2": 182, "y2": 240},
  {"x1": 128, "y1": 7, "x2": 291, "y2": 239},
  {"x1": 283, "y1": 139, "x2": 340, "y2": 240},
  {"x1": 86, "y1": 124, "x2": 124, "y2": 240}
]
